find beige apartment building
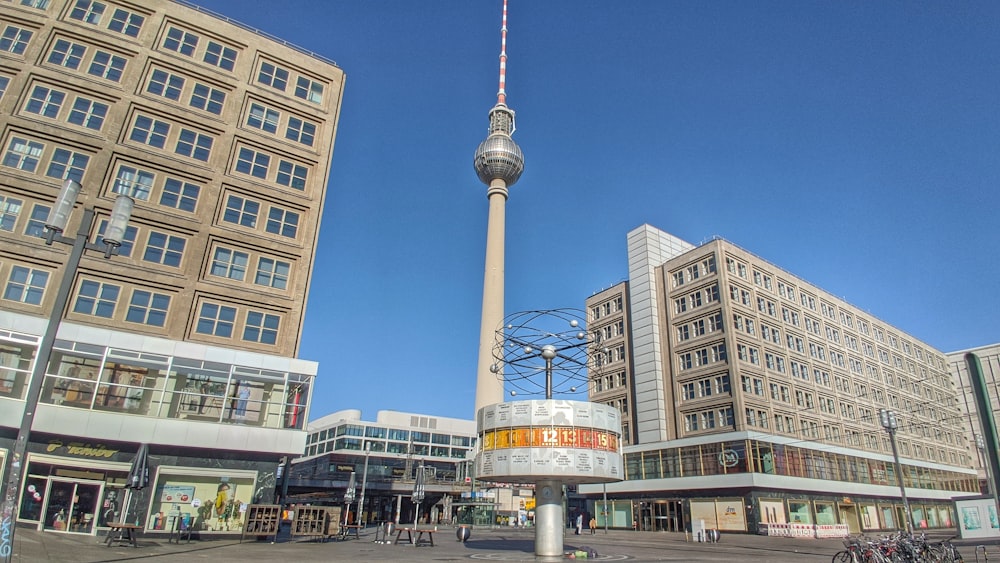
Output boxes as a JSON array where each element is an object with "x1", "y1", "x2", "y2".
[
  {"x1": 0, "y1": 0, "x2": 343, "y2": 538},
  {"x1": 581, "y1": 224, "x2": 977, "y2": 535}
]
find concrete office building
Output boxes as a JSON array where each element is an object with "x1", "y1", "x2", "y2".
[
  {"x1": 947, "y1": 343, "x2": 1000, "y2": 494},
  {"x1": 0, "y1": 0, "x2": 343, "y2": 537},
  {"x1": 580, "y1": 225, "x2": 977, "y2": 534},
  {"x1": 285, "y1": 410, "x2": 486, "y2": 526}
]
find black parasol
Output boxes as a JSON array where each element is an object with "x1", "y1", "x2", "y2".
[
  {"x1": 122, "y1": 444, "x2": 150, "y2": 523},
  {"x1": 126, "y1": 443, "x2": 150, "y2": 490}
]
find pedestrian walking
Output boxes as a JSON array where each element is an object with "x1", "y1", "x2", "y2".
[
  {"x1": 589, "y1": 516, "x2": 597, "y2": 534},
  {"x1": 575, "y1": 513, "x2": 583, "y2": 535}
]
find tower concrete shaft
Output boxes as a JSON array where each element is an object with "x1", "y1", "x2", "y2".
[{"x1": 474, "y1": 179, "x2": 508, "y2": 413}]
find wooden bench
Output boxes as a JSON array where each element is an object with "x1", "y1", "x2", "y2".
[
  {"x1": 105, "y1": 522, "x2": 142, "y2": 548},
  {"x1": 393, "y1": 527, "x2": 436, "y2": 546}
]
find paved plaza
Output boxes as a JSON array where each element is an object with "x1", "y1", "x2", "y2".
[{"x1": 9, "y1": 525, "x2": 998, "y2": 562}]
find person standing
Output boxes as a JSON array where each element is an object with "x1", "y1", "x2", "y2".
[
  {"x1": 575, "y1": 513, "x2": 583, "y2": 535},
  {"x1": 589, "y1": 516, "x2": 597, "y2": 534}
]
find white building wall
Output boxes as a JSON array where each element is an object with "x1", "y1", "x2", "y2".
[{"x1": 626, "y1": 225, "x2": 694, "y2": 443}]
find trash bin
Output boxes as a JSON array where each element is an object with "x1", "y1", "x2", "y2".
[{"x1": 456, "y1": 525, "x2": 471, "y2": 542}]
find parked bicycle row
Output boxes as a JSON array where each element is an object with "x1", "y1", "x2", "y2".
[{"x1": 832, "y1": 532, "x2": 963, "y2": 562}]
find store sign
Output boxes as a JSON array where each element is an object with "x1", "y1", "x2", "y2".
[
  {"x1": 46, "y1": 440, "x2": 119, "y2": 458},
  {"x1": 335, "y1": 464, "x2": 354, "y2": 472},
  {"x1": 718, "y1": 449, "x2": 739, "y2": 468}
]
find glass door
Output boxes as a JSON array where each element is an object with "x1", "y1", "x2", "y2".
[{"x1": 41, "y1": 479, "x2": 103, "y2": 534}]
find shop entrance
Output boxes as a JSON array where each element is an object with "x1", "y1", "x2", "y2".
[
  {"x1": 839, "y1": 504, "x2": 861, "y2": 535},
  {"x1": 41, "y1": 478, "x2": 104, "y2": 534},
  {"x1": 652, "y1": 500, "x2": 684, "y2": 532},
  {"x1": 638, "y1": 500, "x2": 684, "y2": 531}
]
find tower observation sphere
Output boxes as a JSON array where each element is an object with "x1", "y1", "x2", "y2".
[{"x1": 474, "y1": 119, "x2": 524, "y2": 186}]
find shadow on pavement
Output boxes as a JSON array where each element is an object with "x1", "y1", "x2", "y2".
[{"x1": 463, "y1": 538, "x2": 536, "y2": 553}]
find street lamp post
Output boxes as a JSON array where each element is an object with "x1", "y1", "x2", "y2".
[
  {"x1": 0, "y1": 180, "x2": 133, "y2": 562},
  {"x1": 358, "y1": 442, "x2": 371, "y2": 527},
  {"x1": 879, "y1": 408, "x2": 912, "y2": 533}
]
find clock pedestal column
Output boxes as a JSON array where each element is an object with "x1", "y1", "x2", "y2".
[{"x1": 534, "y1": 479, "x2": 565, "y2": 558}]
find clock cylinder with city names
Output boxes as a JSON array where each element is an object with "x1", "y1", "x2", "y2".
[{"x1": 475, "y1": 399, "x2": 624, "y2": 485}]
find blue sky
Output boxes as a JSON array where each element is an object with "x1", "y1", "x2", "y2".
[{"x1": 192, "y1": 0, "x2": 1000, "y2": 422}]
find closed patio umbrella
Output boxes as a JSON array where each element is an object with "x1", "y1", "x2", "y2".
[{"x1": 122, "y1": 444, "x2": 150, "y2": 523}]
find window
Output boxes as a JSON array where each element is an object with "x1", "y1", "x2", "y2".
[
  {"x1": 113, "y1": 166, "x2": 153, "y2": 200},
  {"x1": 196, "y1": 302, "x2": 236, "y2": 337},
  {"x1": 142, "y1": 231, "x2": 185, "y2": 267},
  {"x1": 3, "y1": 266, "x2": 49, "y2": 305},
  {"x1": 223, "y1": 195, "x2": 258, "y2": 227},
  {"x1": 204, "y1": 41, "x2": 237, "y2": 70},
  {"x1": 247, "y1": 103, "x2": 279, "y2": 133},
  {"x1": 3, "y1": 137, "x2": 44, "y2": 172},
  {"x1": 129, "y1": 115, "x2": 170, "y2": 148},
  {"x1": 0, "y1": 75, "x2": 9, "y2": 99},
  {"x1": 1, "y1": 25, "x2": 33, "y2": 55},
  {"x1": 266, "y1": 207, "x2": 299, "y2": 238},
  {"x1": 73, "y1": 279, "x2": 119, "y2": 318},
  {"x1": 147, "y1": 69, "x2": 185, "y2": 100},
  {"x1": 88, "y1": 50, "x2": 126, "y2": 81},
  {"x1": 684, "y1": 413, "x2": 698, "y2": 432},
  {"x1": 243, "y1": 311, "x2": 279, "y2": 344},
  {"x1": 190, "y1": 83, "x2": 224, "y2": 114},
  {"x1": 174, "y1": 128, "x2": 212, "y2": 161},
  {"x1": 45, "y1": 148, "x2": 88, "y2": 183},
  {"x1": 235, "y1": 147, "x2": 269, "y2": 178},
  {"x1": 107, "y1": 7, "x2": 144, "y2": 37},
  {"x1": 69, "y1": 1, "x2": 105, "y2": 25},
  {"x1": 254, "y1": 257, "x2": 289, "y2": 289},
  {"x1": 159, "y1": 178, "x2": 199, "y2": 212},
  {"x1": 677, "y1": 325, "x2": 690, "y2": 342},
  {"x1": 276, "y1": 160, "x2": 307, "y2": 189},
  {"x1": 285, "y1": 117, "x2": 316, "y2": 146},
  {"x1": 20, "y1": 0, "x2": 51, "y2": 9},
  {"x1": 294, "y1": 76, "x2": 323, "y2": 103},
  {"x1": 210, "y1": 247, "x2": 248, "y2": 281},
  {"x1": 258, "y1": 62, "x2": 288, "y2": 91},
  {"x1": 0, "y1": 195, "x2": 24, "y2": 232},
  {"x1": 24, "y1": 203, "x2": 49, "y2": 237},
  {"x1": 25, "y1": 85, "x2": 65, "y2": 118},
  {"x1": 67, "y1": 97, "x2": 108, "y2": 130},
  {"x1": 126, "y1": 290, "x2": 169, "y2": 326},
  {"x1": 163, "y1": 26, "x2": 198, "y2": 56}
]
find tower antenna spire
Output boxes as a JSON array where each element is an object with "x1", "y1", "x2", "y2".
[{"x1": 497, "y1": 0, "x2": 509, "y2": 105}]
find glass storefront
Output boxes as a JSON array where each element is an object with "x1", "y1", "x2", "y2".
[
  {"x1": 148, "y1": 468, "x2": 257, "y2": 533},
  {"x1": 625, "y1": 439, "x2": 979, "y2": 494},
  {"x1": 0, "y1": 335, "x2": 36, "y2": 400},
  {"x1": 18, "y1": 455, "x2": 128, "y2": 534},
  {"x1": 14, "y1": 453, "x2": 266, "y2": 536},
  {"x1": 0, "y1": 329, "x2": 313, "y2": 430}
]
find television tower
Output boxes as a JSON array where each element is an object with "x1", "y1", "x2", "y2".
[{"x1": 473, "y1": 0, "x2": 524, "y2": 414}]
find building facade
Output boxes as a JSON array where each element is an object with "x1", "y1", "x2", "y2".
[
  {"x1": 0, "y1": 0, "x2": 343, "y2": 537},
  {"x1": 947, "y1": 342, "x2": 1000, "y2": 494},
  {"x1": 580, "y1": 225, "x2": 977, "y2": 535},
  {"x1": 285, "y1": 410, "x2": 488, "y2": 526}
]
